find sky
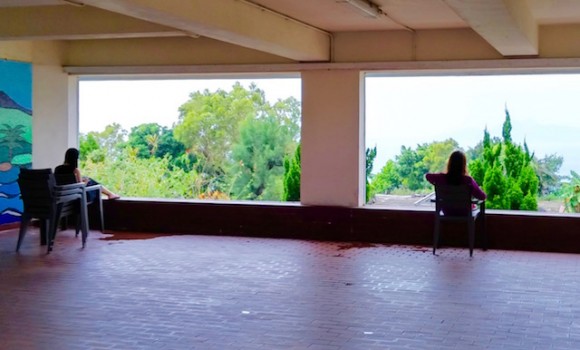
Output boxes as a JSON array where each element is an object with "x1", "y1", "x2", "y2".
[
  {"x1": 0, "y1": 60, "x2": 32, "y2": 109},
  {"x1": 79, "y1": 74, "x2": 580, "y2": 176},
  {"x1": 79, "y1": 78, "x2": 302, "y2": 133},
  {"x1": 366, "y1": 74, "x2": 580, "y2": 176}
]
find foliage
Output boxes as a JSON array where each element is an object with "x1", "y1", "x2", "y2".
[
  {"x1": 174, "y1": 82, "x2": 300, "y2": 197},
  {"x1": 395, "y1": 145, "x2": 429, "y2": 191},
  {"x1": 502, "y1": 107, "x2": 512, "y2": 143},
  {"x1": 174, "y1": 83, "x2": 260, "y2": 191},
  {"x1": 78, "y1": 83, "x2": 301, "y2": 202},
  {"x1": 421, "y1": 139, "x2": 460, "y2": 173},
  {"x1": 229, "y1": 114, "x2": 297, "y2": 201},
  {"x1": 126, "y1": 123, "x2": 162, "y2": 158},
  {"x1": 534, "y1": 154, "x2": 563, "y2": 195},
  {"x1": 79, "y1": 133, "x2": 100, "y2": 161},
  {"x1": 562, "y1": 171, "x2": 580, "y2": 213},
  {"x1": 369, "y1": 160, "x2": 400, "y2": 195},
  {"x1": 365, "y1": 146, "x2": 377, "y2": 202},
  {"x1": 283, "y1": 144, "x2": 301, "y2": 201},
  {"x1": 197, "y1": 191, "x2": 230, "y2": 200},
  {"x1": 470, "y1": 109, "x2": 539, "y2": 210},
  {"x1": 81, "y1": 149, "x2": 200, "y2": 199},
  {"x1": 126, "y1": 123, "x2": 185, "y2": 160},
  {"x1": 80, "y1": 123, "x2": 127, "y2": 161},
  {"x1": 369, "y1": 139, "x2": 462, "y2": 198}
]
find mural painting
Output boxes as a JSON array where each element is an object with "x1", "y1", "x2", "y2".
[{"x1": 0, "y1": 60, "x2": 32, "y2": 225}]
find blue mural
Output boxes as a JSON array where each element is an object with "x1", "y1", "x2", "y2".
[{"x1": 0, "y1": 60, "x2": 32, "y2": 225}]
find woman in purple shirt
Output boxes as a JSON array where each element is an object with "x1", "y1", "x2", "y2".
[{"x1": 425, "y1": 150, "x2": 487, "y2": 203}]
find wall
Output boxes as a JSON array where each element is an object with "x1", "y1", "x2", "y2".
[
  {"x1": 0, "y1": 40, "x2": 72, "y2": 170},
  {"x1": 4, "y1": 25, "x2": 580, "y2": 212}
]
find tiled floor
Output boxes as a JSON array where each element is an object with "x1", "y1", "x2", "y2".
[{"x1": 1, "y1": 228, "x2": 580, "y2": 350}]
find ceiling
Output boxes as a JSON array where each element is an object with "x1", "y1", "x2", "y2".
[{"x1": 2, "y1": 0, "x2": 580, "y2": 61}]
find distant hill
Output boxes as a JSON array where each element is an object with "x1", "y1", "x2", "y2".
[{"x1": 0, "y1": 91, "x2": 31, "y2": 115}]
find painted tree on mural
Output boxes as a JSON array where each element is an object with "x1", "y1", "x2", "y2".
[{"x1": 0, "y1": 124, "x2": 27, "y2": 160}]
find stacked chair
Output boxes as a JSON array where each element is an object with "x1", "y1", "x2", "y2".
[{"x1": 16, "y1": 168, "x2": 89, "y2": 254}]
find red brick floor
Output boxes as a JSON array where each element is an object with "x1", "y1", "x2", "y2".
[{"x1": 1, "y1": 228, "x2": 580, "y2": 349}]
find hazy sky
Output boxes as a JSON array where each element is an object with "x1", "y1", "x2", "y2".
[
  {"x1": 366, "y1": 74, "x2": 580, "y2": 176},
  {"x1": 79, "y1": 78, "x2": 302, "y2": 133},
  {"x1": 79, "y1": 74, "x2": 580, "y2": 176}
]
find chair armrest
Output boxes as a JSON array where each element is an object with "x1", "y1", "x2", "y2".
[
  {"x1": 54, "y1": 182, "x2": 85, "y2": 197},
  {"x1": 54, "y1": 182, "x2": 86, "y2": 191},
  {"x1": 84, "y1": 184, "x2": 102, "y2": 192}
]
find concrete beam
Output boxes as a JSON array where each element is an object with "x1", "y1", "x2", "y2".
[
  {"x1": 78, "y1": 0, "x2": 331, "y2": 62},
  {"x1": 0, "y1": 6, "x2": 185, "y2": 40},
  {"x1": 443, "y1": 0, "x2": 538, "y2": 56}
]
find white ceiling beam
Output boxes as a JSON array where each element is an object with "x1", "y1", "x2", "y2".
[
  {"x1": 0, "y1": 6, "x2": 185, "y2": 40},
  {"x1": 442, "y1": 0, "x2": 538, "y2": 57},
  {"x1": 76, "y1": 0, "x2": 331, "y2": 62}
]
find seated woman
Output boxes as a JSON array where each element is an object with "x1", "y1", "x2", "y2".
[
  {"x1": 425, "y1": 150, "x2": 486, "y2": 214},
  {"x1": 55, "y1": 148, "x2": 120, "y2": 200}
]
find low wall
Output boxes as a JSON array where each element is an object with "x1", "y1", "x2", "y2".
[{"x1": 98, "y1": 199, "x2": 580, "y2": 254}]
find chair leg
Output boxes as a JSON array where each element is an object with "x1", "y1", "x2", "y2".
[
  {"x1": 480, "y1": 215, "x2": 487, "y2": 251},
  {"x1": 16, "y1": 216, "x2": 31, "y2": 252},
  {"x1": 468, "y1": 220, "x2": 475, "y2": 257},
  {"x1": 80, "y1": 195, "x2": 89, "y2": 248},
  {"x1": 433, "y1": 218, "x2": 440, "y2": 255},
  {"x1": 98, "y1": 193, "x2": 104, "y2": 232},
  {"x1": 48, "y1": 206, "x2": 63, "y2": 254},
  {"x1": 75, "y1": 214, "x2": 80, "y2": 237}
]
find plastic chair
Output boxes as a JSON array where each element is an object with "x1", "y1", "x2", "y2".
[
  {"x1": 16, "y1": 168, "x2": 89, "y2": 253},
  {"x1": 432, "y1": 184, "x2": 486, "y2": 257},
  {"x1": 53, "y1": 172, "x2": 104, "y2": 233}
]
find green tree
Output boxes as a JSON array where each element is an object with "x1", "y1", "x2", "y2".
[
  {"x1": 126, "y1": 123, "x2": 186, "y2": 161},
  {"x1": 79, "y1": 133, "x2": 100, "y2": 161},
  {"x1": 82, "y1": 148, "x2": 201, "y2": 199},
  {"x1": 421, "y1": 138, "x2": 460, "y2": 173},
  {"x1": 229, "y1": 114, "x2": 297, "y2": 200},
  {"x1": 80, "y1": 123, "x2": 127, "y2": 161},
  {"x1": 174, "y1": 83, "x2": 268, "y2": 192},
  {"x1": 283, "y1": 144, "x2": 301, "y2": 201},
  {"x1": 534, "y1": 154, "x2": 563, "y2": 195},
  {"x1": 396, "y1": 145, "x2": 428, "y2": 191},
  {"x1": 370, "y1": 160, "x2": 401, "y2": 195},
  {"x1": 127, "y1": 123, "x2": 162, "y2": 158},
  {"x1": 157, "y1": 129, "x2": 186, "y2": 162},
  {"x1": 471, "y1": 108, "x2": 539, "y2": 210},
  {"x1": 502, "y1": 106, "x2": 512, "y2": 143},
  {"x1": 366, "y1": 146, "x2": 377, "y2": 202},
  {"x1": 562, "y1": 171, "x2": 580, "y2": 213}
]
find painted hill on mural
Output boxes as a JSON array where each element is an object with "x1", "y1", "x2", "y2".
[
  {"x1": 0, "y1": 90, "x2": 32, "y2": 224},
  {"x1": 0, "y1": 91, "x2": 31, "y2": 115}
]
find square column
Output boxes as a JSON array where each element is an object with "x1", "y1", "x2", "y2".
[
  {"x1": 32, "y1": 66, "x2": 78, "y2": 169},
  {"x1": 301, "y1": 70, "x2": 365, "y2": 207}
]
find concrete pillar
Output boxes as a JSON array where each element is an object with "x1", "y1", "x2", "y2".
[
  {"x1": 301, "y1": 70, "x2": 365, "y2": 207},
  {"x1": 32, "y1": 65, "x2": 78, "y2": 169}
]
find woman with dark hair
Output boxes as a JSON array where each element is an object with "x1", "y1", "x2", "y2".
[
  {"x1": 425, "y1": 150, "x2": 486, "y2": 200},
  {"x1": 55, "y1": 147, "x2": 120, "y2": 200}
]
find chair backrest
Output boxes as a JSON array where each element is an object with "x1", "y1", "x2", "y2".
[
  {"x1": 434, "y1": 184, "x2": 473, "y2": 217},
  {"x1": 53, "y1": 172, "x2": 77, "y2": 186},
  {"x1": 18, "y1": 168, "x2": 55, "y2": 217}
]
